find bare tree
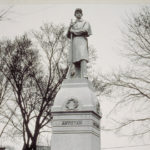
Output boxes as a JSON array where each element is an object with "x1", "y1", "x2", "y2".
[
  {"x1": 24, "y1": 23, "x2": 69, "y2": 150},
  {"x1": 0, "y1": 6, "x2": 16, "y2": 136},
  {"x1": 0, "y1": 39, "x2": 17, "y2": 138},
  {"x1": 0, "y1": 6, "x2": 13, "y2": 21},
  {"x1": 0, "y1": 35, "x2": 41, "y2": 149},
  {"x1": 0, "y1": 74, "x2": 10, "y2": 137},
  {"x1": 99, "y1": 6, "x2": 150, "y2": 138},
  {"x1": 0, "y1": 22, "x2": 69, "y2": 150}
]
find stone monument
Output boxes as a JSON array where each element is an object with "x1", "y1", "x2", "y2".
[{"x1": 51, "y1": 8, "x2": 101, "y2": 150}]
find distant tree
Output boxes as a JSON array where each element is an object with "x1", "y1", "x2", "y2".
[{"x1": 100, "y1": 6, "x2": 150, "y2": 138}]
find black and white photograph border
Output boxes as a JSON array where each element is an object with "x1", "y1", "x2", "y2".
[{"x1": 0, "y1": 0, "x2": 150, "y2": 150}]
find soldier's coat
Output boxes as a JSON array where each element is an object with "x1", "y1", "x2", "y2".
[{"x1": 67, "y1": 19, "x2": 92, "y2": 63}]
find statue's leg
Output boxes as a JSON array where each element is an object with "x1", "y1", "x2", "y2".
[
  {"x1": 66, "y1": 63, "x2": 75, "y2": 78},
  {"x1": 81, "y1": 60, "x2": 88, "y2": 78},
  {"x1": 74, "y1": 62, "x2": 80, "y2": 78}
]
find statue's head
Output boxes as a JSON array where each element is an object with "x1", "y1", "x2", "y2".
[{"x1": 74, "y1": 8, "x2": 83, "y2": 19}]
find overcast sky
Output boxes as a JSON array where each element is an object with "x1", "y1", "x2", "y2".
[
  {"x1": 0, "y1": 2, "x2": 150, "y2": 150},
  {"x1": 0, "y1": 3, "x2": 143, "y2": 73}
]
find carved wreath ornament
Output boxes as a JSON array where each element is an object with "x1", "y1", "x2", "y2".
[{"x1": 65, "y1": 99, "x2": 79, "y2": 111}]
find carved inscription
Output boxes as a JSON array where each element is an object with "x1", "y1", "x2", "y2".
[{"x1": 61, "y1": 120, "x2": 82, "y2": 126}]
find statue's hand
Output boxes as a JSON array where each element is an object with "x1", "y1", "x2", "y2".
[
  {"x1": 70, "y1": 29, "x2": 80, "y2": 35},
  {"x1": 69, "y1": 21, "x2": 74, "y2": 29},
  {"x1": 69, "y1": 21, "x2": 74, "y2": 27},
  {"x1": 70, "y1": 28, "x2": 74, "y2": 33}
]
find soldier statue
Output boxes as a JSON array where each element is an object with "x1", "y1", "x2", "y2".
[{"x1": 67, "y1": 8, "x2": 92, "y2": 78}]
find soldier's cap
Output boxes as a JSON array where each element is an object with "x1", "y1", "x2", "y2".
[{"x1": 74, "y1": 8, "x2": 83, "y2": 15}]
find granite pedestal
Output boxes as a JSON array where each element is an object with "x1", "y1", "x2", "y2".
[{"x1": 51, "y1": 78, "x2": 101, "y2": 150}]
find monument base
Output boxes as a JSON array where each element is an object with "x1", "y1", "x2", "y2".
[
  {"x1": 51, "y1": 78, "x2": 101, "y2": 150},
  {"x1": 51, "y1": 111, "x2": 100, "y2": 150}
]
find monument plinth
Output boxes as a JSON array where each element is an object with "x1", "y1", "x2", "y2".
[
  {"x1": 51, "y1": 79, "x2": 101, "y2": 150},
  {"x1": 51, "y1": 8, "x2": 101, "y2": 150},
  {"x1": 52, "y1": 78, "x2": 99, "y2": 113}
]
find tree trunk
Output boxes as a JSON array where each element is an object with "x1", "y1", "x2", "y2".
[
  {"x1": 22, "y1": 137, "x2": 37, "y2": 150},
  {"x1": 29, "y1": 140, "x2": 37, "y2": 150},
  {"x1": 22, "y1": 144, "x2": 30, "y2": 150},
  {"x1": 22, "y1": 143, "x2": 37, "y2": 150}
]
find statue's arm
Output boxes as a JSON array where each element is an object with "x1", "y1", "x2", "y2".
[
  {"x1": 71, "y1": 22, "x2": 92, "y2": 36},
  {"x1": 67, "y1": 21, "x2": 76, "y2": 38},
  {"x1": 66, "y1": 27, "x2": 71, "y2": 39},
  {"x1": 71, "y1": 29, "x2": 87, "y2": 36}
]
